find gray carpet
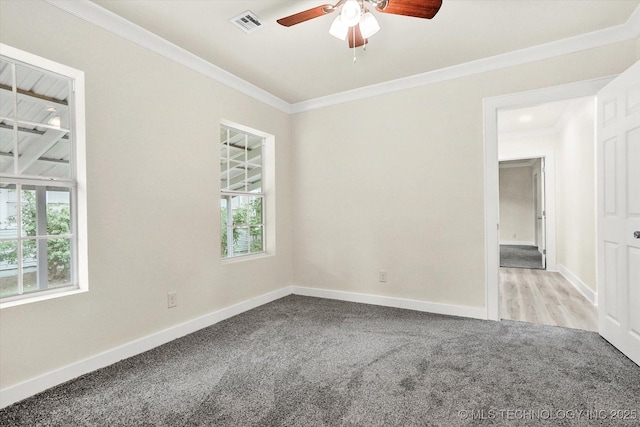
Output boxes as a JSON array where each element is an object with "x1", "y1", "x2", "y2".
[
  {"x1": 500, "y1": 245, "x2": 544, "y2": 269},
  {"x1": 1, "y1": 295, "x2": 639, "y2": 426}
]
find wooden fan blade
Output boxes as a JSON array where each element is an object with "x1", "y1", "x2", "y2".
[
  {"x1": 347, "y1": 24, "x2": 367, "y2": 48},
  {"x1": 376, "y1": 0, "x2": 442, "y2": 19},
  {"x1": 277, "y1": 4, "x2": 335, "y2": 27}
]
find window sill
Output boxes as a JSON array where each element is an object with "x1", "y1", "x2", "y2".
[
  {"x1": 221, "y1": 252, "x2": 273, "y2": 265},
  {"x1": 0, "y1": 287, "x2": 87, "y2": 310}
]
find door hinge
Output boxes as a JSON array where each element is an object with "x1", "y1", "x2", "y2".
[{"x1": 543, "y1": 249, "x2": 547, "y2": 255}]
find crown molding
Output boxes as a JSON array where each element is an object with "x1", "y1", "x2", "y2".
[
  {"x1": 44, "y1": 0, "x2": 293, "y2": 114},
  {"x1": 291, "y1": 7, "x2": 640, "y2": 113},
  {"x1": 45, "y1": 1, "x2": 639, "y2": 115}
]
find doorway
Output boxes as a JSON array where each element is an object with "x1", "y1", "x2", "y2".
[
  {"x1": 483, "y1": 77, "x2": 611, "y2": 327},
  {"x1": 496, "y1": 98, "x2": 598, "y2": 331},
  {"x1": 499, "y1": 157, "x2": 546, "y2": 270}
]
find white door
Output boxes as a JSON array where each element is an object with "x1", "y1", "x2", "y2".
[{"x1": 597, "y1": 60, "x2": 640, "y2": 366}]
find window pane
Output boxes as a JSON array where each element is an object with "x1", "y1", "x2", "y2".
[
  {"x1": 0, "y1": 59, "x2": 15, "y2": 119},
  {"x1": 249, "y1": 226, "x2": 263, "y2": 253},
  {"x1": 15, "y1": 63, "x2": 70, "y2": 129},
  {"x1": 227, "y1": 128, "x2": 245, "y2": 150},
  {"x1": 0, "y1": 240, "x2": 18, "y2": 297},
  {"x1": 247, "y1": 134, "x2": 262, "y2": 151},
  {"x1": 247, "y1": 165, "x2": 262, "y2": 193},
  {"x1": 0, "y1": 119, "x2": 16, "y2": 173},
  {"x1": 220, "y1": 197, "x2": 229, "y2": 258},
  {"x1": 47, "y1": 237, "x2": 72, "y2": 287},
  {"x1": 220, "y1": 159, "x2": 228, "y2": 190},
  {"x1": 233, "y1": 227, "x2": 249, "y2": 256},
  {"x1": 248, "y1": 197, "x2": 263, "y2": 225},
  {"x1": 219, "y1": 127, "x2": 228, "y2": 147},
  {"x1": 20, "y1": 187, "x2": 36, "y2": 237},
  {"x1": 46, "y1": 187, "x2": 71, "y2": 235},
  {"x1": 231, "y1": 195, "x2": 248, "y2": 226},
  {"x1": 247, "y1": 144, "x2": 262, "y2": 166},
  {"x1": 225, "y1": 163, "x2": 243, "y2": 191},
  {"x1": 18, "y1": 125, "x2": 70, "y2": 179},
  {"x1": 0, "y1": 183, "x2": 18, "y2": 238},
  {"x1": 22, "y1": 238, "x2": 38, "y2": 293},
  {"x1": 247, "y1": 143, "x2": 261, "y2": 163}
]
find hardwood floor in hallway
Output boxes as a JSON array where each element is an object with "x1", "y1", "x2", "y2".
[{"x1": 499, "y1": 267, "x2": 598, "y2": 331}]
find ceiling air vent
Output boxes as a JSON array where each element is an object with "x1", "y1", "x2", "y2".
[{"x1": 230, "y1": 11, "x2": 263, "y2": 34}]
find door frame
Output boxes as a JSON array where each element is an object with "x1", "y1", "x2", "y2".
[
  {"x1": 499, "y1": 156, "x2": 552, "y2": 267},
  {"x1": 483, "y1": 76, "x2": 614, "y2": 321},
  {"x1": 534, "y1": 171, "x2": 539, "y2": 248},
  {"x1": 532, "y1": 167, "x2": 547, "y2": 268}
]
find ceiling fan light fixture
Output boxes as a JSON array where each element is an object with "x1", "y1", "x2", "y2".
[
  {"x1": 360, "y1": 11, "x2": 380, "y2": 38},
  {"x1": 341, "y1": 0, "x2": 362, "y2": 27},
  {"x1": 329, "y1": 15, "x2": 349, "y2": 40},
  {"x1": 277, "y1": 0, "x2": 443, "y2": 54}
]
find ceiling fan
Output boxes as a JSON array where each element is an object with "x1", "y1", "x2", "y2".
[{"x1": 277, "y1": 0, "x2": 442, "y2": 49}]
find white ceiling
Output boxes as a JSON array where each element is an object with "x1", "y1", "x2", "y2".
[
  {"x1": 498, "y1": 97, "x2": 594, "y2": 136},
  {"x1": 89, "y1": 0, "x2": 639, "y2": 104}
]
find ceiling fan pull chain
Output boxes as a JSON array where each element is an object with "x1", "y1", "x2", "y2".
[{"x1": 353, "y1": 27, "x2": 357, "y2": 63}]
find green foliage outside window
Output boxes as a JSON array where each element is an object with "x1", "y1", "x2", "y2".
[
  {"x1": 0, "y1": 190, "x2": 71, "y2": 280},
  {"x1": 221, "y1": 197, "x2": 263, "y2": 257}
]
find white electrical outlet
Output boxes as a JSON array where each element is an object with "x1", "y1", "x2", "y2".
[
  {"x1": 167, "y1": 291, "x2": 177, "y2": 308},
  {"x1": 379, "y1": 270, "x2": 387, "y2": 283}
]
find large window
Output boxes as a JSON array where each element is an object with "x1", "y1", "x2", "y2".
[
  {"x1": 220, "y1": 125, "x2": 265, "y2": 258},
  {"x1": 0, "y1": 44, "x2": 86, "y2": 306}
]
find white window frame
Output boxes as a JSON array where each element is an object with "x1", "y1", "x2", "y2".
[
  {"x1": 220, "y1": 120, "x2": 275, "y2": 261},
  {"x1": 0, "y1": 44, "x2": 88, "y2": 308}
]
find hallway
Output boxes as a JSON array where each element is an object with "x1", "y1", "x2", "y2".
[{"x1": 499, "y1": 267, "x2": 597, "y2": 331}]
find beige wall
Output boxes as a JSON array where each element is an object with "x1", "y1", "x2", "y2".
[
  {"x1": 0, "y1": 0, "x2": 293, "y2": 389},
  {"x1": 292, "y1": 40, "x2": 637, "y2": 309},
  {"x1": 499, "y1": 165, "x2": 535, "y2": 244},
  {"x1": 556, "y1": 99, "x2": 596, "y2": 291}
]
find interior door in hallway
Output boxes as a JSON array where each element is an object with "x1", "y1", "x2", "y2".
[
  {"x1": 536, "y1": 158, "x2": 547, "y2": 269},
  {"x1": 597, "y1": 60, "x2": 640, "y2": 366}
]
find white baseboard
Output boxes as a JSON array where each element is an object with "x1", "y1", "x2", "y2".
[
  {"x1": 500, "y1": 240, "x2": 536, "y2": 247},
  {"x1": 291, "y1": 286, "x2": 487, "y2": 320},
  {"x1": 1, "y1": 284, "x2": 489, "y2": 408},
  {"x1": 0, "y1": 286, "x2": 292, "y2": 409},
  {"x1": 556, "y1": 264, "x2": 597, "y2": 306}
]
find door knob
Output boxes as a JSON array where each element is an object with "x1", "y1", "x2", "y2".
[{"x1": 635, "y1": 231, "x2": 640, "y2": 239}]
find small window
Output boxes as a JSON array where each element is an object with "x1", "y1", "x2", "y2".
[
  {"x1": 0, "y1": 44, "x2": 87, "y2": 307},
  {"x1": 220, "y1": 125, "x2": 265, "y2": 258}
]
